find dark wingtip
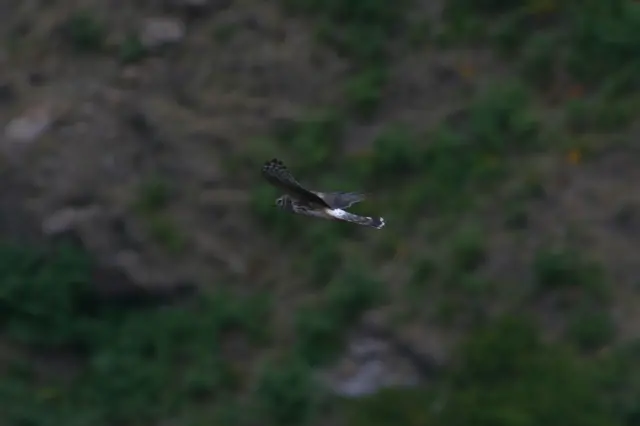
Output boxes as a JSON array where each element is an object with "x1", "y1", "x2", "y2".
[
  {"x1": 263, "y1": 158, "x2": 283, "y2": 169},
  {"x1": 262, "y1": 158, "x2": 275, "y2": 171},
  {"x1": 374, "y1": 217, "x2": 386, "y2": 229}
]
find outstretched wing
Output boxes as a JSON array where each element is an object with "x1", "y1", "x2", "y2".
[
  {"x1": 314, "y1": 192, "x2": 365, "y2": 209},
  {"x1": 326, "y1": 208, "x2": 385, "y2": 229},
  {"x1": 261, "y1": 159, "x2": 330, "y2": 207}
]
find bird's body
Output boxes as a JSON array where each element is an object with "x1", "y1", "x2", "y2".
[{"x1": 262, "y1": 159, "x2": 385, "y2": 229}]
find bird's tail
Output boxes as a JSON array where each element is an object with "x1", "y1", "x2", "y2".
[
  {"x1": 317, "y1": 191, "x2": 365, "y2": 209},
  {"x1": 334, "y1": 210, "x2": 385, "y2": 229}
]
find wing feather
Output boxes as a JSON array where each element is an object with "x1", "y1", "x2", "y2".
[{"x1": 261, "y1": 159, "x2": 330, "y2": 207}]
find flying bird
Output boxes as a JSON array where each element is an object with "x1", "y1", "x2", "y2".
[{"x1": 261, "y1": 158, "x2": 385, "y2": 229}]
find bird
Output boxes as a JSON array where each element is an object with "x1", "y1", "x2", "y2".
[{"x1": 261, "y1": 158, "x2": 385, "y2": 229}]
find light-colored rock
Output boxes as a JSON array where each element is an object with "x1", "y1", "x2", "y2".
[
  {"x1": 318, "y1": 335, "x2": 421, "y2": 398},
  {"x1": 140, "y1": 17, "x2": 186, "y2": 49},
  {"x1": 41, "y1": 206, "x2": 100, "y2": 236},
  {"x1": 4, "y1": 106, "x2": 52, "y2": 142}
]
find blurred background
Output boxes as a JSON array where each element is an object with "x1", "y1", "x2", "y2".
[{"x1": 1, "y1": 0, "x2": 639, "y2": 424}]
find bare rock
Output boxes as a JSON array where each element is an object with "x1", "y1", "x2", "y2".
[
  {"x1": 140, "y1": 17, "x2": 186, "y2": 50},
  {"x1": 41, "y1": 206, "x2": 101, "y2": 236},
  {"x1": 89, "y1": 251, "x2": 197, "y2": 308},
  {"x1": 318, "y1": 334, "x2": 422, "y2": 398},
  {"x1": 3, "y1": 105, "x2": 56, "y2": 163},
  {"x1": 43, "y1": 221, "x2": 197, "y2": 311},
  {"x1": 4, "y1": 106, "x2": 52, "y2": 142}
]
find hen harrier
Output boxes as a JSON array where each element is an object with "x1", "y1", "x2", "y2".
[{"x1": 261, "y1": 158, "x2": 385, "y2": 229}]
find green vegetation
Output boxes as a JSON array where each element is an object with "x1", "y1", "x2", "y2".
[
  {"x1": 295, "y1": 265, "x2": 386, "y2": 366},
  {"x1": 119, "y1": 34, "x2": 147, "y2": 64},
  {"x1": 532, "y1": 246, "x2": 609, "y2": 303},
  {"x1": 444, "y1": 0, "x2": 640, "y2": 94},
  {"x1": 0, "y1": 242, "x2": 94, "y2": 348},
  {"x1": 282, "y1": 0, "x2": 410, "y2": 117},
  {"x1": 146, "y1": 214, "x2": 188, "y2": 255},
  {"x1": 343, "y1": 80, "x2": 541, "y2": 216},
  {"x1": 0, "y1": 241, "x2": 637, "y2": 424},
  {"x1": 0, "y1": 242, "x2": 272, "y2": 425},
  {"x1": 254, "y1": 357, "x2": 328, "y2": 425},
  {"x1": 133, "y1": 176, "x2": 189, "y2": 254},
  {"x1": 134, "y1": 176, "x2": 172, "y2": 215},
  {"x1": 449, "y1": 226, "x2": 487, "y2": 272},
  {"x1": 566, "y1": 307, "x2": 616, "y2": 352},
  {"x1": 62, "y1": 11, "x2": 106, "y2": 52}
]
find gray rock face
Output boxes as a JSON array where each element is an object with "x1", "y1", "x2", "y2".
[
  {"x1": 140, "y1": 17, "x2": 186, "y2": 50},
  {"x1": 41, "y1": 206, "x2": 101, "y2": 236},
  {"x1": 4, "y1": 107, "x2": 52, "y2": 142},
  {"x1": 317, "y1": 329, "x2": 439, "y2": 398}
]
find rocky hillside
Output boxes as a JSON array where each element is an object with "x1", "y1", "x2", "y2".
[{"x1": 1, "y1": 0, "x2": 640, "y2": 425}]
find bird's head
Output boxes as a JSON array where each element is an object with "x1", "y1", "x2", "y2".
[{"x1": 275, "y1": 195, "x2": 291, "y2": 210}]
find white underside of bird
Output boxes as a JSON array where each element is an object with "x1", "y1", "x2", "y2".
[{"x1": 325, "y1": 208, "x2": 386, "y2": 228}]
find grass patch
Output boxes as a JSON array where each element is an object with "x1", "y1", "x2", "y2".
[
  {"x1": 344, "y1": 68, "x2": 388, "y2": 119},
  {"x1": 295, "y1": 303, "x2": 346, "y2": 366},
  {"x1": 282, "y1": 0, "x2": 411, "y2": 117},
  {"x1": 254, "y1": 357, "x2": 328, "y2": 426},
  {"x1": 276, "y1": 110, "x2": 345, "y2": 174},
  {"x1": 564, "y1": 97, "x2": 636, "y2": 134},
  {"x1": 0, "y1": 241, "x2": 273, "y2": 425},
  {"x1": 404, "y1": 255, "x2": 437, "y2": 314},
  {"x1": 532, "y1": 247, "x2": 607, "y2": 299},
  {"x1": 134, "y1": 176, "x2": 172, "y2": 215},
  {"x1": 443, "y1": 0, "x2": 640, "y2": 94},
  {"x1": 131, "y1": 176, "x2": 189, "y2": 253},
  {"x1": 146, "y1": 214, "x2": 188, "y2": 255},
  {"x1": 295, "y1": 265, "x2": 387, "y2": 367},
  {"x1": 61, "y1": 11, "x2": 106, "y2": 53},
  {"x1": 118, "y1": 34, "x2": 147, "y2": 64},
  {"x1": 0, "y1": 242, "x2": 94, "y2": 349},
  {"x1": 347, "y1": 79, "x2": 539, "y2": 217},
  {"x1": 449, "y1": 226, "x2": 487, "y2": 273},
  {"x1": 439, "y1": 315, "x2": 620, "y2": 426},
  {"x1": 306, "y1": 235, "x2": 343, "y2": 288},
  {"x1": 283, "y1": 0, "x2": 409, "y2": 63},
  {"x1": 566, "y1": 308, "x2": 616, "y2": 353}
]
